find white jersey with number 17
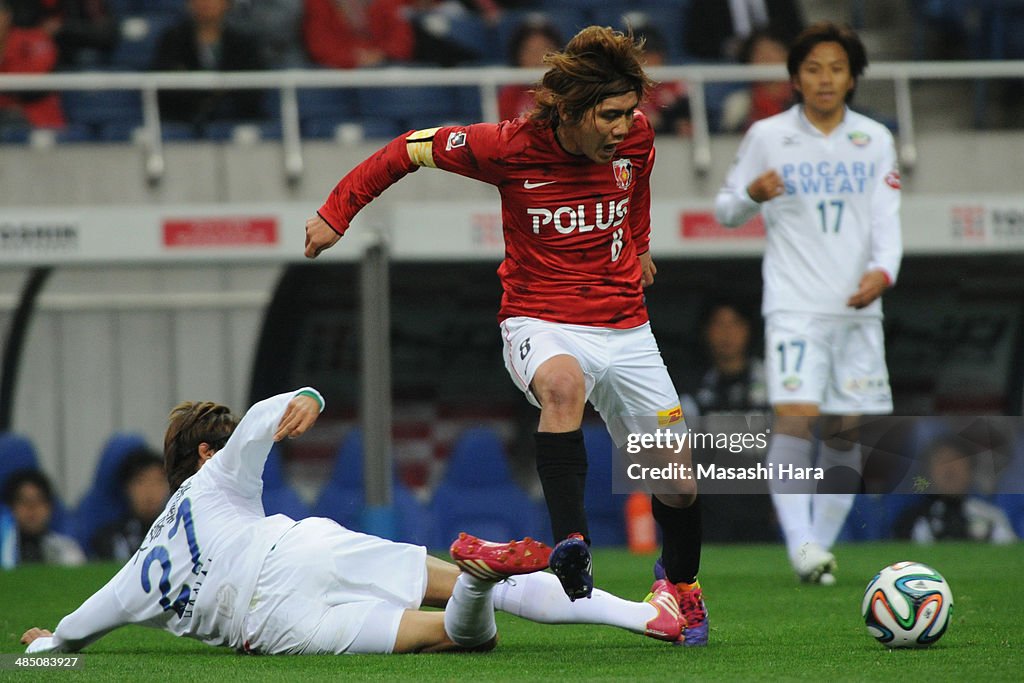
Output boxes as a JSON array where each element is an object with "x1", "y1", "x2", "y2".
[
  {"x1": 715, "y1": 105, "x2": 902, "y2": 318},
  {"x1": 41, "y1": 388, "x2": 323, "y2": 653}
]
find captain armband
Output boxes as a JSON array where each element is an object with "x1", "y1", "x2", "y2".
[{"x1": 406, "y1": 127, "x2": 441, "y2": 168}]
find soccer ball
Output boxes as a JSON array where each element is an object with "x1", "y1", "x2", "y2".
[{"x1": 861, "y1": 561, "x2": 953, "y2": 648}]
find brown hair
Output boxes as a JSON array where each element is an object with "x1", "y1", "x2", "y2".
[
  {"x1": 529, "y1": 25, "x2": 653, "y2": 127},
  {"x1": 786, "y1": 21, "x2": 867, "y2": 104},
  {"x1": 163, "y1": 401, "x2": 238, "y2": 491}
]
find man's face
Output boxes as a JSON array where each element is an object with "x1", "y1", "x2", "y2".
[
  {"x1": 127, "y1": 465, "x2": 170, "y2": 523},
  {"x1": 792, "y1": 41, "x2": 854, "y2": 120},
  {"x1": 11, "y1": 483, "x2": 52, "y2": 537},
  {"x1": 562, "y1": 91, "x2": 639, "y2": 164},
  {"x1": 705, "y1": 307, "x2": 750, "y2": 365}
]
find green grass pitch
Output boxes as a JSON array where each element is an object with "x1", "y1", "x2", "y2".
[{"x1": 1, "y1": 542, "x2": 1021, "y2": 681}]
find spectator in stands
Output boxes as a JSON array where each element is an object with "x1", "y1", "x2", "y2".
[
  {"x1": 90, "y1": 448, "x2": 169, "y2": 561},
  {"x1": 684, "y1": 0, "x2": 804, "y2": 61},
  {"x1": 227, "y1": 0, "x2": 304, "y2": 68},
  {"x1": 719, "y1": 30, "x2": 793, "y2": 132},
  {"x1": 0, "y1": 0, "x2": 65, "y2": 128},
  {"x1": 13, "y1": 0, "x2": 120, "y2": 68},
  {"x1": 496, "y1": 16, "x2": 561, "y2": 122},
  {"x1": 151, "y1": 0, "x2": 267, "y2": 131},
  {"x1": 681, "y1": 299, "x2": 769, "y2": 419},
  {"x1": 635, "y1": 23, "x2": 691, "y2": 137},
  {"x1": 895, "y1": 436, "x2": 1018, "y2": 544},
  {"x1": 303, "y1": 0, "x2": 414, "y2": 69},
  {"x1": 680, "y1": 299, "x2": 774, "y2": 543},
  {"x1": 1, "y1": 469, "x2": 85, "y2": 566}
]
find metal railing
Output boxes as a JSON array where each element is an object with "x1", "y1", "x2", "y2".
[{"x1": 1, "y1": 61, "x2": 1022, "y2": 184}]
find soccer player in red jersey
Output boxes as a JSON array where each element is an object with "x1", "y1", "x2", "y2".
[{"x1": 304, "y1": 26, "x2": 708, "y2": 645}]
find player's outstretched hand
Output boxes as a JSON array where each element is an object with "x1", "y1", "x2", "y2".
[
  {"x1": 21, "y1": 628, "x2": 52, "y2": 646},
  {"x1": 847, "y1": 269, "x2": 889, "y2": 309},
  {"x1": 747, "y1": 169, "x2": 786, "y2": 203},
  {"x1": 304, "y1": 214, "x2": 341, "y2": 259},
  {"x1": 639, "y1": 251, "x2": 656, "y2": 287},
  {"x1": 274, "y1": 394, "x2": 321, "y2": 441}
]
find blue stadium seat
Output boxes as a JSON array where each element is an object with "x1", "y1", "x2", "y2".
[
  {"x1": 582, "y1": 423, "x2": 627, "y2": 546},
  {"x1": 98, "y1": 120, "x2": 195, "y2": 142},
  {"x1": 297, "y1": 87, "x2": 360, "y2": 123},
  {"x1": 112, "y1": 13, "x2": 178, "y2": 71},
  {"x1": 0, "y1": 433, "x2": 41, "y2": 496},
  {"x1": 428, "y1": 427, "x2": 546, "y2": 547},
  {"x1": 72, "y1": 432, "x2": 149, "y2": 554},
  {"x1": 62, "y1": 89, "x2": 142, "y2": 129},
  {"x1": 356, "y1": 84, "x2": 462, "y2": 130},
  {"x1": 495, "y1": 9, "x2": 591, "y2": 62},
  {"x1": 260, "y1": 445, "x2": 311, "y2": 520},
  {"x1": 591, "y1": 1, "x2": 689, "y2": 62},
  {"x1": 313, "y1": 429, "x2": 432, "y2": 544}
]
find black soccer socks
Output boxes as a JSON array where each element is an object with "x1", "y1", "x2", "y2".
[{"x1": 534, "y1": 429, "x2": 590, "y2": 544}]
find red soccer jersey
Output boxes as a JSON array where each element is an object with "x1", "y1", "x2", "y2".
[{"x1": 318, "y1": 114, "x2": 656, "y2": 328}]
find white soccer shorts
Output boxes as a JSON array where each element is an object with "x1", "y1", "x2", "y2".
[
  {"x1": 499, "y1": 316, "x2": 685, "y2": 446},
  {"x1": 242, "y1": 517, "x2": 427, "y2": 655},
  {"x1": 764, "y1": 312, "x2": 893, "y2": 414}
]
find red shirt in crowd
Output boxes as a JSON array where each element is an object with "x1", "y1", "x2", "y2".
[
  {"x1": 0, "y1": 26, "x2": 65, "y2": 128},
  {"x1": 303, "y1": 0, "x2": 414, "y2": 69}
]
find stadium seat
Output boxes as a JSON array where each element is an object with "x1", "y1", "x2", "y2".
[
  {"x1": 429, "y1": 427, "x2": 546, "y2": 547},
  {"x1": 590, "y1": 1, "x2": 690, "y2": 63},
  {"x1": 313, "y1": 429, "x2": 432, "y2": 544},
  {"x1": 112, "y1": 14, "x2": 178, "y2": 71},
  {"x1": 582, "y1": 423, "x2": 627, "y2": 546},
  {"x1": 260, "y1": 445, "x2": 311, "y2": 520},
  {"x1": 356, "y1": 84, "x2": 462, "y2": 131},
  {"x1": 72, "y1": 432, "x2": 149, "y2": 554},
  {"x1": 0, "y1": 434, "x2": 39, "y2": 483},
  {"x1": 495, "y1": 9, "x2": 592, "y2": 60},
  {"x1": 62, "y1": 89, "x2": 142, "y2": 130}
]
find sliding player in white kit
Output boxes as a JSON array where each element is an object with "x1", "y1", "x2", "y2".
[
  {"x1": 714, "y1": 22, "x2": 902, "y2": 585},
  {"x1": 20, "y1": 388, "x2": 684, "y2": 656}
]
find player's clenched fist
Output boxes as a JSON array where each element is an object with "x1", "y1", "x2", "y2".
[
  {"x1": 274, "y1": 394, "x2": 321, "y2": 441},
  {"x1": 746, "y1": 169, "x2": 787, "y2": 203},
  {"x1": 304, "y1": 214, "x2": 341, "y2": 259}
]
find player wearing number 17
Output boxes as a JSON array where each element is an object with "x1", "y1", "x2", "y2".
[
  {"x1": 305, "y1": 26, "x2": 708, "y2": 643},
  {"x1": 714, "y1": 22, "x2": 903, "y2": 585}
]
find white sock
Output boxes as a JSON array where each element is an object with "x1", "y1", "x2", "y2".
[
  {"x1": 767, "y1": 433, "x2": 816, "y2": 563},
  {"x1": 811, "y1": 442, "x2": 863, "y2": 551},
  {"x1": 492, "y1": 571, "x2": 656, "y2": 634},
  {"x1": 443, "y1": 573, "x2": 497, "y2": 647}
]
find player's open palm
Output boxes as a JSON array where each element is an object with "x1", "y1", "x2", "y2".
[
  {"x1": 304, "y1": 214, "x2": 341, "y2": 259},
  {"x1": 274, "y1": 395, "x2": 320, "y2": 441}
]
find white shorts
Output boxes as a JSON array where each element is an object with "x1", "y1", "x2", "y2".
[
  {"x1": 764, "y1": 312, "x2": 892, "y2": 414},
  {"x1": 500, "y1": 317, "x2": 684, "y2": 447},
  {"x1": 242, "y1": 517, "x2": 427, "y2": 655}
]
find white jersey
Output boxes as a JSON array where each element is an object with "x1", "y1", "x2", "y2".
[
  {"x1": 715, "y1": 105, "x2": 903, "y2": 318},
  {"x1": 44, "y1": 388, "x2": 324, "y2": 653}
]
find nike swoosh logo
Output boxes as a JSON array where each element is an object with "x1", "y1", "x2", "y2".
[{"x1": 523, "y1": 180, "x2": 556, "y2": 189}]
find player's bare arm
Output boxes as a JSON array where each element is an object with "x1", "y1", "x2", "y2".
[
  {"x1": 639, "y1": 251, "x2": 656, "y2": 287},
  {"x1": 273, "y1": 394, "x2": 322, "y2": 441},
  {"x1": 746, "y1": 169, "x2": 786, "y2": 203},
  {"x1": 305, "y1": 214, "x2": 341, "y2": 259},
  {"x1": 846, "y1": 269, "x2": 890, "y2": 309}
]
